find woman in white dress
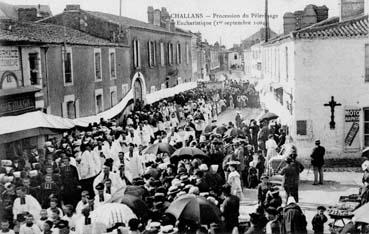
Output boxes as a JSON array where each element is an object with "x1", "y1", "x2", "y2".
[{"x1": 227, "y1": 162, "x2": 242, "y2": 199}]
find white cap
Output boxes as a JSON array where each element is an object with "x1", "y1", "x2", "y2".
[
  {"x1": 199, "y1": 164, "x2": 208, "y2": 171},
  {"x1": 287, "y1": 196, "x2": 296, "y2": 205},
  {"x1": 210, "y1": 165, "x2": 219, "y2": 172}
]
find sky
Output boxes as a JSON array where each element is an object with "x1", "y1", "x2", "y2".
[{"x1": 2, "y1": 0, "x2": 339, "y2": 48}]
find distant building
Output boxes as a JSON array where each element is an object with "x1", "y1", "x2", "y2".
[
  {"x1": 227, "y1": 51, "x2": 242, "y2": 70},
  {"x1": 41, "y1": 5, "x2": 193, "y2": 103},
  {"x1": 0, "y1": 1, "x2": 51, "y2": 21},
  {"x1": 259, "y1": 1, "x2": 369, "y2": 159}
]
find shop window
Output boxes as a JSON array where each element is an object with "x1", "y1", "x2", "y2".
[{"x1": 296, "y1": 120, "x2": 307, "y2": 136}]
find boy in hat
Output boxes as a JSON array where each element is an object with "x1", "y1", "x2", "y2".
[
  {"x1": 94, "y1": 183, "x2": 111, "y2": 208},
  {"x1": 311, "y1": 206, "x2": 327, "y2": 234}
]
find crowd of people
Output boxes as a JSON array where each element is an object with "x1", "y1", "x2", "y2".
[{"x1": 0, "y1": 80, "x2": 366, "y2": 234}]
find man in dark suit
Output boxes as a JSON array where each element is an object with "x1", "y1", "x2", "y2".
[{"x1": 310, "y1": 140, "x2": 325, "y2": 185}]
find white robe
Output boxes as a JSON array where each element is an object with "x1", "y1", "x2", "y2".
[
  {"x1": 75, "y1": 200, "x2": 89, "y2": 217},
  {"x1": 93, "y1": 171, "x2": 125, "y2": 196},
  {"x1": 78, "y1": 150, "x2": 100, "y2": 180},
  {"x1": 13, "y1": 195, "x2": 42, "y2": 220},
  {"x1": 124, "y1": 151, "x2": 143, "y2": 183},
  {"x1": 19, "y1": 224, "x2": 41, "y2": 234},
  {"x1": 227, "y1": 171, "x2": 242, "y2": 198},
  {"x1": 110, "y1": 140, "x2": 122, "y2": 164},
  {"x1": 266, "y1": 139, "x2": 278, "y2": 161}
]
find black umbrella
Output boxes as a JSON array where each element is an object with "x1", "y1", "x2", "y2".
[
  {"x1": 259, "y1": 112, "x2": 278, "y2": 122},
  {"x1": 166, "y1": 194, "x2": 221, "y2": 224},
  {"x1": 143, "y1": 142, "x2": 175, "y2": 155},
  {"x1": 107, "y1": 193, "x2": 149, "y2": 221},
  {"x1": 171, "y1": 147, "x2": 208, "y2": 163},
  {"x1": 213, "y1": 126, "x2": 227, "y2": 135}
]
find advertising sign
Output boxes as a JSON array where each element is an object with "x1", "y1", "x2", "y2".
[
  {"x1": 344, "y1": 107, "x2": 361, "y2": 151},
  {"x1": 0, "y1": 47, "x2": 19, "y2": 71}
]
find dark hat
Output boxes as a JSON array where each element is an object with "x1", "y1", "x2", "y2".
[
  {"x1": 104, "y1": 161, "x2": 112, "y2": 168},
  {"x1": 260, "y1": 174, "x2": 269, "y2": 179},
  {"x1": 95, "y1": 183, "x2": 105, "y2": 190},
  {"x1": 317, "y1": 206, "x2": 326, "y2": 211},
  {"x1": 55, "y1": 220, "x2": 69, "y2": 229},
  {"x1": 154, "y1": 193, "x2": 165, "y2": 201},
  {"x1": 44, "y1": 220, "x2": 54, "y2": 228},
  {"x1": 265, "y1": 207, "x2": 278, "y2": 216},
  {"x1": 315, "y1": 139, "x2": 321, "y2": 144}
]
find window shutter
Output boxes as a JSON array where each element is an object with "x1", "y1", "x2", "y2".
[
  {"x1": 62, "y1": 102, "x2": 67, "y2": 118},
  {"x1": 75, "y1": 99, "x2": 80, "y2": 118},
  {"x1": 137, "y1": 40, "x2": 141, "y2": 67}
]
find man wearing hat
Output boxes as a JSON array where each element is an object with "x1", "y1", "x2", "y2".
[
  {"x1": 311, "y1": 206, "x2": 327, "y2": 234},
  {"x1": 94, "y1": 183, "x2": 111, "y2": 208},
  {"x1": 310, "y1": 140, "x2": 325, "y2": 185}
]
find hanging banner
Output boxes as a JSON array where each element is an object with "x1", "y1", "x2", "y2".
[{"x1": 344, "y1": 107, "x2": 361, "y2": 152}]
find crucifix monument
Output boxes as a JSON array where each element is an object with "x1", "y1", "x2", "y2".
[{"x1": 324, "y1": 96, "x2": 341, "y2": 129}]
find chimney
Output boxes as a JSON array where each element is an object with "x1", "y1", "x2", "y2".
[
  {"x1": 147, "y1": 6, "x2": 154, "y2": 24},
  {"x1": 153, "y1": 9, "x2": 161, "y2": 26},
  {"x1": 314, "y1": 5, "x2": 329, "y2": 22},
  {"x1": 302, "y1": 5, "x2": 317, "y2": 28},
  {"x1": 170, "y1": 19, "x2": 175, "y2": 32},
  {"x1": 283, "y1": 12, "x2": 296, "y2": 34},
  {"x1": 339, "y1": 0, "x2": 364, "y2": 20},
  {"x1": 17, "y1": 8, "x2": 38, "y2": 22},
  {"x1": 65, "y1": 4, "x2": 80, "y2": 12}
]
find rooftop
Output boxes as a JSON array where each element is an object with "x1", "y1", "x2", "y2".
[
  {"x1": 86, "y1": 11, "x2": 191, "y2": 36},
  {"x1": 0, "y1": 20, "x2": 121, "y2": 46}
]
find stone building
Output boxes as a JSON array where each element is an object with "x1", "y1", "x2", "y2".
[
  {"x1": 40, "y1": 5, "x2": 193, "y2": 103},
  {"x1": 259, "y1": 1, "x2": 369, "y2": 159}
]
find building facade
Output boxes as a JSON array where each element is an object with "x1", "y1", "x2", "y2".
[
  {"x1": 41, "y1": 5, "x2": 193, "y2": 104},
  {"x1": 259, "y1": 8, "x2": 369, "y2": 159}
]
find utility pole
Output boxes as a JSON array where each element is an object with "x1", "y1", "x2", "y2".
[
  {"x1": 119, "y1": 0, "x2": 122, "y2": 16},
  {"x1": 265, "y1": 0, "x2": 269, "y2": 42}
]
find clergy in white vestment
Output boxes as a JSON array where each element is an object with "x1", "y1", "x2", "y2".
[
  {"x1": 19, "y1": 214, "x2": 41, "y2": 234},
  {"x1": 124, "y1": 144, "x2": 143, "y2": 183},
  {"x1": 93, "y1": 162, "x2": 125, "y2": 196},
  {"x1": 13, "y1": 186, "x2": 42, "y2": 221},
  {"x1": 77, "y1": 145, "x2": 100, "y2": 181},
  {"x1": 93, "y1": 183, "x2": 111, "y2": 208}
]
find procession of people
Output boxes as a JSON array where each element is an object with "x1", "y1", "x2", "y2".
[{"x1": 0, "y1": 80, "x2": 369, "y2": 234}]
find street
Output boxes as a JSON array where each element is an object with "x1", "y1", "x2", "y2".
[{"x1": 219, "y1": 108, "x2": 363, "y2": 233}]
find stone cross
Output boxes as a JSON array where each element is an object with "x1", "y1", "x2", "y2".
[{"x1": 324, "y1": 96, "x2": 341, "y2": 129}]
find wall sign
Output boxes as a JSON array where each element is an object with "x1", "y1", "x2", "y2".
[
  {"x1": 0, "y1": 47, "x2": 19, "y2": 71},
  {"x1": 0, "y1": 93, "x2": 36, "y2": 116},
  {"x1": 344, "y1": 107, "x2": 361, "y2": 151}
]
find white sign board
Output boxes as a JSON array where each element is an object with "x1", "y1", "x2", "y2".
[{"x1": 0, "y1": 47, "x2": 19, "y2": 71}]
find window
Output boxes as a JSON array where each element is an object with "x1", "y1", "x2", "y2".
[
  {"x1": 94, "y1": 48, "x2": 102, "y2": 81},
  {"x1": 28, "y1": 53, "x2": 40, "y2": 85},
  {"x1": 110, "y1": 86, "x2": 117, "y2": 107},
  {"x1": 364, "y1": 108, "x2": 369, "y2": 146},
  {"x1": 168, "y1": 43, "x2": 173, "y2": 65},
  {"x1": 63, "y1": 47, "x2": 73, "y2": 85},
  {"x1": 185, "y1": 43, "x2": 190, "y2": 65},
  {"x1": 296, "y1": 120, "x2": 307, "y2": 136},
  {"x1": 133, "y1": 40, "x2": 141, "y2": 68},
  {"x1": 234, "y1": 54, "x2": 238, "y2": 60},
  {"x1": 148, "y1": 41, "x2": 156, "y2": 67},
  {"x1": 95, "y1": 89, "x2": 104, "y2": 114},
  {"x1": 122, "y1": 84, "x2": 129, "y2": 97},
  {"x1": 109, "y1": 49, "x2": 116, "y2": 79},
  {"x1": 285, "y1": 46, "x2": 289, "y2": 82},
  {"x1": 365, "y1": 44, "x2": 369, "y2": 82},
  {"x1": 160, "y1": 42, "x2": 165, "y2": 66},
  {"x1": 66, "y1": 101, "x2": 75, "y2": 119},
  {"x1": 176, "y1": 43, "x2": 181, "y2": 64}
]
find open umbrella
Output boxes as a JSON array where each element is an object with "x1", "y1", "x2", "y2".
[
  {"x1": 171, "y1": 147, "x2": 208, "y2": 163},
  {"x1": 353, "y1": 202, "x2": 369, "y2": 223},
  {"x1": 362, "y1": 147, "x2": 369, "y2": 159},
  {"x1": 259, "y1": 112, "x2": 278, "y2": 122},
  {"x1": 213, "y1": 126, "x2": 227, "y2": 135},
  {"x1": 166, "y1": 194, "x2": 221, "y2": 224},
  {"x1": 91, "y1": 203, "x2": 136, "y2": 229},
  {"x1": 107, "y1": 194, "x2": 149, "y2": 221},
  {"x1": 143, "y1": 143, "x2": 176, "y2": 155},
  {"x1": 204, "y1": 124, "x2": 217, "y2": 134}
]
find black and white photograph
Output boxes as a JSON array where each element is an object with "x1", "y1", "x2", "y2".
[{"x1": 0, "y1": 0, "x2": 368, "y2": 233}]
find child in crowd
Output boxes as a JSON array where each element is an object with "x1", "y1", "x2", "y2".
[{"x1": 312, "y1": 206, "x2": 328, "y2": 234}]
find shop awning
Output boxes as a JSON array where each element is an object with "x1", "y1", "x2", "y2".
[
  {"x1": 0, "y1": 86, "x2": 41, "y2": 97},
  {"x1": 0, "y1": 111, "x2": 75, "y2": 144}
]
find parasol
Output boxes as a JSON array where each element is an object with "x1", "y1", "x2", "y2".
[
  {"x1": 171, "y1": 147, "x2": 208, "y2": 163},
  {"x1": 143, "y1": 142, "x2": 176, "y2": 155},
  {"x1": 107, "y1": 194, "x2": 149, "y2": 221},
  {"x1": 353, "y1": 202, "x2": 369, "y2": 223},
  {"x1": 166, "y1": 194, "x2": 221, "y2": 224},
  {"x1": 91, "y1": 203, "x2": 136, "y2": 229},
  {"x1": 259, "y1": 112, "x2": 278, "y2": 122}
]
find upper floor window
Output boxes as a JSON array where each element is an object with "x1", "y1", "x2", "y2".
[
  {"x1": 62, "y1": 47, "x2": 73, "y2": 86},
  {"x1": 285, "y1": 47, "x2": 289, "y2": 82},
  {"x1": 148, "y1": 41, "x2": 157, "y2": 67},
  {"x1": 28, "y1": 53, "x2": 40, "y2": 85},
  {"x1": 109, "y1": 48, "x2": 116, "y2": 79},
  {"x1": 94, "y1": 48, "x2": 102, "y2": 81},
  {"x1": 168, "y1": 43, "x2": 173, "y2": 65},
  {"x1": 133, "y1": 40, "x2": 141, "y2": 68},
  {"x1": 185, "y1": 43, "x2": 190, "y2": 65},
  {"x1": 160, "y1": 42, "x2": 165, "y2": 66},
  {"x1": 176, "y1": 43, "x2": 181, "y2": 64}
]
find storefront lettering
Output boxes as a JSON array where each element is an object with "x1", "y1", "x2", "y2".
[
  {"x1": 0, "y1": 96, "x2": 35, "y2": 115},
  {"x1": 345, "y1": 109, "x2": 361, "y2": 122}
]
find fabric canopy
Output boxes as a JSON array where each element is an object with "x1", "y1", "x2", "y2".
[{"x1": 0, "y1": 82, "x2": 197, "y2": 141}]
